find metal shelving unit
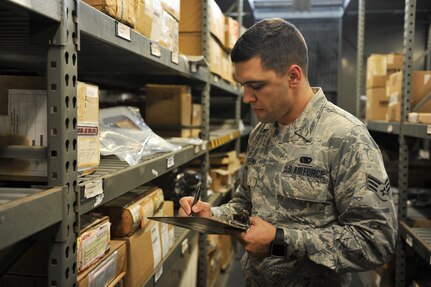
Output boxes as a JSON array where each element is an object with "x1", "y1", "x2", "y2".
[
  {"x1": 356, "y1": 1, "x2": 431, "y2": 286},
  {"x1": 78, "y1": 144, "x2": 207, "y2": 214},
  {"x1": 0, "y1": 0, "x2": 243, "y2": 286}
]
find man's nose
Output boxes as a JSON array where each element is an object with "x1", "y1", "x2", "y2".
[{"x1": 242, "y1": 87, "x2": 256, "y2": 104}]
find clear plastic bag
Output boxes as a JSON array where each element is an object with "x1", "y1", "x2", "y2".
[{"x1": 99, "y1": 106, "x2": 181, "y2": 166}]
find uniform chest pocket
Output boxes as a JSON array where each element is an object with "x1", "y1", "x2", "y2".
[{"x1": 278, "y1": 165, "x2": 329, "y2": 203}]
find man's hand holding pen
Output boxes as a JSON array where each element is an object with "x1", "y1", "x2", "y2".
[{"x1": 178, "y1": 193, "x2": 212, "y2": 218}]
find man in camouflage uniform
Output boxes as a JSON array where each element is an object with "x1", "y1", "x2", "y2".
[{"x1": 179, "y1": 18, "x2": 397, "y2": 286}]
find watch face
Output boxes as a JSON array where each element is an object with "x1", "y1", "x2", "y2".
[{"x1": 271, "y1": 243, "x2": 287, "y2": 257}]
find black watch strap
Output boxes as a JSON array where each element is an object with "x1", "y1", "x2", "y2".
[{"x1": 274, "y1": 227, "x2": 285, "y2": 242}]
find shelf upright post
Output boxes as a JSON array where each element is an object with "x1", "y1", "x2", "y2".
[
  {"x1": 46, "y1": 0, "x2": 79, "y2": 286},
  {"x1": 395, "y1": 0, "x2": 416, "y2": 286},
  {"x1": 355, "y1": 0, "x2": 365, "y2": 119},
  {"x1": 197, "y1": 0, "x2": 211, "y2": 286},
  {"x1": 235, "y1": 0, "x2": 244, "y2": 155}
]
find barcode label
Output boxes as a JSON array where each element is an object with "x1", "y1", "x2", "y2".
[{"x1": 115, "y1": 22, "x2": 131, "y2": 41}]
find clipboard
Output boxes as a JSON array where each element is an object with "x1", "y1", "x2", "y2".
[{"x1": 148, "y1": 216, "x2": 249, "y2": 234}]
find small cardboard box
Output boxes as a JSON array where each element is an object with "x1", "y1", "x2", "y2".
[
  {"x1": 135, "y1": 0, "x2": 162, "y2": 42},
  {"x1": 121, "y1": 205, "x2": 171, "y2": 287},
  {"x1": 367, "y1": 54, "x2": 387, "y2": 78},
  {"x1": 145, "y1": 84, "x2": 192, "y2": 127},
  {"x1": 366, "y1": 75, "x2": 389, "y2": 89},
  {"x1": 95, "y1": 186, "x2": 164, "y2": 237},
  {"x1": 225, "y1": 16, "x2": 239, "y2": 51},
  {"x1": 160, "y1": 8, "x2": 179, "y2": 55},
  {"x1": 154, "y1": 127, "x2": 200, "y2": 138},
  {"x1": 83, "y1": 0, "x2": 136, "y2": 28},
  {"x1": 77, "y1": 240, "x2": 127, "y2": 287},
  {"x1": 77, "y1": 215, "x2": 111, "y2": 272},
  {"x1": 386, "y1": 100, "x2": 401, "y2": 122},
  {"x1": 365, "y1": 88, "x2": 388, "y2": 121},
  {"x1": 179, "y1": 33, "x2": 224, "y2": 76},
  {"x1": 160, "y1": 0, "x2": 180, "y2": 20},
  {"x1": 179, "y1": 0, "x2": 225, "y2": 45},
  {"x1": 408, "y1": 112, "x2": 431, "y2": 124},
  {"x1": 77, "y1": 81, "x2": 100, "y2": 176},
  {"x1": 386, "y1": 53, "x2": 403, "y2": 70},
  {"x1": 191, "y1": 104, "x2": 202, "y2": 127}
]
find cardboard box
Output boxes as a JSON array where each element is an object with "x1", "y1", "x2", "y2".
[
  {"x1": 83, "y1": 0, "x2": 136, "y2": 27},
  {"x1": 386, "y1": 71, "x2": 431, "y2": 112},
  {"x1": 366, "y1": 75, "x2": 389, "y2": 89},
  {"x1": 159, "y1": 8, "x2": 179, "y2": 55},
  {"x1": 121, "y1": 204, "x2": 173, "y2": 287},
  {"x1": 154, "y1": 127, "x2": 200, "y2": 138},
  {"x1": 179, "y1": 0, "x2": 225, "y2": 45},
  {"x1": 0, "y1": 77, "x2": 100, "y2": 181},
  {"x1": 179, "y1": 33, "x2": 224, "y2": 76},
  {"x1": 386, "y1": 100, "x2": 401, "y2": 122},
  {"x1": 367, "y1": 54, "x2": 387, "y2": 78},
  {"x1": 192, "y1": 104, "x2": 202, "y2": 127},
  {"x1": 135, "y1": 0, "x2": 162, "y2": 42},
  {"x1": 408, "y1": 112, "x2": 431, "y2": 124},
  {"x1": 225, "y1": 16, "x2": 239, "y2": 51},
  {"x1": 77, "y1": 240, "x2": 127, "y2": 287},
  {"x1": 365, "y1": 88, "x2": 388, "y2": 121},
  {"x1": 77, "y1": 215, "x2": 111, "y2": 272},
  {"x1": 210, "y1": 150, "x2": 238, "y2": 165},
  {"x1": 77, "y1": 82, "x2": 100, "y2": 176},
  {"x1": 95, "y1": 186, "x2": 164, "y2": 237},
  {"x1": 160, "y1": 0, "x2": 180, "y2": 20},
  {"x1": 210, "y1": 160, "x2": 241, "y2": 193},
  {"x1": 386, "y1": 53, "x2": 403, "y2": 70},
  {"x1": 145, "y1": 84, "x2": 192, "y2": 127}
]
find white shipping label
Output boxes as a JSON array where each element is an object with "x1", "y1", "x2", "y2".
[
  {"x1": 161, "y1": 223, "x2": 169, "y2": 257},
  {"x1": 86, "y1": 85, "x2": 98, "y2": 98},
  {"x1": 84, "y1": 179, "x2": 103, "y2": 199},
  {"x1": 80, "y1": 221, "x2": 110, "y2": 270},
  {"x1": 88, "y1": 251, "x2": 118, "y2": 287},
  {"x1": 77, "y1": 136, "x2": 100, "y2": 172},
  {"x1": 130, "y1": 205, "x2": 141, "y2": 230},
  {"x1": 424, "y1": 74, "x2": 431, "y2": 85},
  {"x1": 154, "y1": 265, "x2": 163, "y2": 283},
  {"x1": 406, "y1": 235, "x2": 413, "y2": 247},
  {"x1": 9, "y1": 89, "x2": 47, "y2": 146},
  {"x1": 151, "y1": 224, "x2": 162, "y2": 267},
  {"x1": 141, "y1": 201, "x2": 154, "y2": 227},
  {"x1": 115, "y1": 22, "x2": 131, "y2": 41}
]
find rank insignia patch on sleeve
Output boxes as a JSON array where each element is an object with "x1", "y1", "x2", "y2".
[{"x1": 366, "y1": 174, "x2": 391, "y2": 201}]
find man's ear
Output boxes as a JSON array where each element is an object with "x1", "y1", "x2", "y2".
[{"x1": 287, "y1": 65, "x2": 302, "y2": 87}]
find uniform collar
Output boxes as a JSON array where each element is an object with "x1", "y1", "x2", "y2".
[{"x1": 263, "y1": 88, "x2": 327, "y2": 142}]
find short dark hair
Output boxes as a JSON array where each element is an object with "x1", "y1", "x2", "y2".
[{"x1": 231, "y1": 18, "x2": 309, "y2": 77}]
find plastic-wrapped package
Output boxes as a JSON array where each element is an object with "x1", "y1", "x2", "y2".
[{"x1": 99, "y1": 106, "x2": 181, "y2": 166}]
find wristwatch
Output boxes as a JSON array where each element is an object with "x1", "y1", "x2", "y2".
[{"x1": 270, "y1": 227, "x2": 288, "y2": 257}]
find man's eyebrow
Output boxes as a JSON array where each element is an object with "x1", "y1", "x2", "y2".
[{"x1": 235, "y1": 80, "x2": 267, "y2": 86}]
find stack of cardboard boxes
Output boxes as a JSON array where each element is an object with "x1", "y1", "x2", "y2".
[
  {"x1": 84, "y1": 0, "x2": 180, "y2": 56},
  {"x1": 365, "y1": 53, "x2": 403, "y2": 121},
  {"x1": 366, "y1": 53, "x2": 431, "y2": 123},
  {"x1": 144, "y1": 84, "x2": 202, "y2": 138},
  {"x1": 209, "y1": 150, "x2": 241, "y2": 193},
  {"x1": 179, "y1": 0, "x2": 238, "y2": 84}
]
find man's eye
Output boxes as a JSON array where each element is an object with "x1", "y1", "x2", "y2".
[{"x1": 249, "y1": 83, "x2": 264, "y2": 90}]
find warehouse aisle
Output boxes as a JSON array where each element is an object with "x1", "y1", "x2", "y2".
[{"x1": 215, "y1": 245, "x2": 246, "y2": 286}]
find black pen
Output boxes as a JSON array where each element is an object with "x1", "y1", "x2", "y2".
[{"x1": 190, "y1": 185, "x2": 201, "y2": 216}]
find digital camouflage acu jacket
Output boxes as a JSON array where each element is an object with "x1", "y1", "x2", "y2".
[{"x1": 211, "y1": 88, "x2": 398, "y2": 286}]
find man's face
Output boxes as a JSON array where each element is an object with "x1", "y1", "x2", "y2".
[{"x1": 234, "y1": 56, "x2": 292, "y2": 124}]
